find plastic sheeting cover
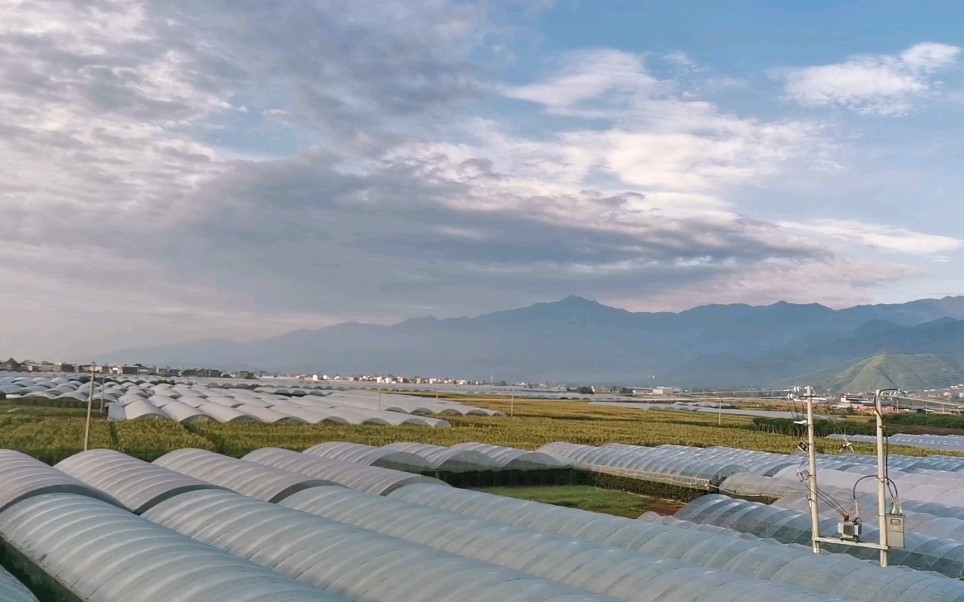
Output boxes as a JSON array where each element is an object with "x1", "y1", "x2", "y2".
[
  {"x1": 304, "y1": 442, "x2": 433, "y2": 472},
  {"x1": 242, "y1": 448, "x2": 446, "y2": 496},
  {"x1": 451, "y1": 443, "x2": 571, "y2": 470},
  {"x1": 144, "y1": 488, "x2": 614, "y2": 602},
  {"x1": 0, "y1": 449, "x2": 122, "y2": 513},
  {"x1": 718, "y1": 472, "x2": 806, "y2": 500},
  {"x1": 153, "y1": 449, "x2": 340, "y2": 502},
  {"x1": 55, "y1": 449, "x2": 223, "y2": 513},
  {"x1": 281, "y1": 486, "x2": 838, "y2": 602},
  {"x1": 0, "y1": 493, "x2": 340, "y2": 602},
  {"x1": 0, "y1": 566, "x2": 37, "y2": 602},
  {"x1": 383, "y1": 442, "x2": 500, "y2": 472},
  {"x1": 388, "y1": 484, "x2": 964, "y2": 602},
  {"x1": 677, "y1": 494, "x2": 964, "y2": 579}
]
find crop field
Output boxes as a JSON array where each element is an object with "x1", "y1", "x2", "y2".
[
  {"x1": 0, "y1": 394, "x2": 931, "y2": 464},
  {"x1": 474, "y1": 485, "x2": 683, "y2": 518}
]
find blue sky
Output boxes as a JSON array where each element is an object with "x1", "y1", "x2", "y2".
[{"x1": 2, "y1": 0, "x2": 964, "y2": 358}]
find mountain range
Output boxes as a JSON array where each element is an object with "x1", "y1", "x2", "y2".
[{"x1": 100, "y1": 295, "x2": 964, "y2": 392}]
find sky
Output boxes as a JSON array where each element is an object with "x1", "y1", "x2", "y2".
[{"x1": 4, "y1": 0, "x2": 964, "y2": 359}]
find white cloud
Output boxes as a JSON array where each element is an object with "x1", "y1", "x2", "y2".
[
  {"x1": 780, "y1": 42, "x2": 961, "y2": 115},
  {"x1": 782, "y1": 219, "x2": 962, "y2": 255},
  {"x1": 0, "y1": 3, "x2": 956, "y2": 358}
]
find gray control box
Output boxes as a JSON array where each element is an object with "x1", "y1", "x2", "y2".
[{"x1": 886, "y1": 515, "x2": 905, "y2": 549}]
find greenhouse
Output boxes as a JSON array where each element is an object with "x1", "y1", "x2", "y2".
[
  {"x1": 675, "y1": 494, "x2": 964, "y2": 578},
  {"x1": 280, "y1": 486, "x2": 833, "y2": 602},
  {"x1": 538, "y1": 442, "x2": 746, "y2": 489},
  {"x1": 0, "y1": 566, "x2": 36, "y2": 602},
  {"x1": 153, "y1": 449, "x2": 340, "y2": 502},
  {"x1": 0, "y1": 493, "x2": 339, "y2": 602},
  {"x1": 304, "y1": 442, "x2": 434, "y2": 472},
  {"x1": 389, "y1": 484, "x2": 964, "y2": 601},
  {"x1": 0, "y1": 450, "x2": 121, "y2": 513},
  {"x1": 143, "y1": 489, "x2": 613, "y2": 602},
  {"x1": 451, "y1": 442, "x2": 571, "y2": 470},
  {"x1": 55, "y1": 449, "x2": 223, "y2": 513},
  {"x1": 242, "y1": 448, "x2": 446, "y2": 496},
  {"x1": 383, "y1": 442, "x2": 501, "y2": 472}
]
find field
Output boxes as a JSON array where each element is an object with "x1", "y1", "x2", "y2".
[
  {"x1": 0, "y1": 394, "x2": 931, "y2": 464},
  {"x1": 475, "y1": 485, "x2": 683, "y2": 518}
]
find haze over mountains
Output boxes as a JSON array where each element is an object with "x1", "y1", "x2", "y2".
[{"x1": 101, "y1": 296, "x2": 964, "y2": 392}]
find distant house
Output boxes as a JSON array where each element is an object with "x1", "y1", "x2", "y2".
[
  {"x1": 0, "y1": 358, "x2": 22, "y2": 372},
  {"x1": 51, "y1": 362, "x2": 76, "y2": 373}
]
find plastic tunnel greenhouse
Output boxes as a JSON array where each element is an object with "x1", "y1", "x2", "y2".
[
  {"x1": 0, "y1": 494, "x2": 339, "y2": 602},
  {"x1": 241, "y1": 448, "x2": 446, "y2": 496},
  {"x1": 538, "y1": 442, "x2": 746, "y2": 489},
  {"x1": 55, "y1": 449, "x2": 224, "y2": 513},
  {"x1": 0, "y1": 450, "x2": 122, "y2": 513},
  {"x1": 143, "y1": 488, "x2": 613, "y2": 602},
  {"x1": 0, "y1": 566, "x2": 36, "y2": 602},
  {"x1": 153, "y1": 449, "x2": 341, "y2": 503},
  {"x1": 303, "y1": 442, "x2": 433, "y2": 472},
  {"x1": 382, "y1": 442, "x2": 501, "y2": 472},
  {"x1": 451, "y1": 442, "x2": 571, "y2": 470},
  {"x1": 676, "y1": 494, "x2": 964, "y2": 579},
  {"x1": 278, "y1": 485, "x2": 836, "y2": 602},
  {"x1": 388, "y1": 484, "x2": 964, "y2": 602}
]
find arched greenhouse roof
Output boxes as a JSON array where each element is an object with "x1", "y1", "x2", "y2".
[
  {"x1": 304, "y1": 442, "x2": 433, "y2": 472},
  {"x1": 383, "y1": 442, "x2": 500, "y2": 472},
  {"x1": 0, "y1": 493, "x2": 339, "y2": 602},
  {"x1": 145, "y1": 488, "x2": 613, "y2": 602},
  {"x1": 153, "y1": 449, "x2": 341, "y2": 502},
  {"x1": 0, "y1": 449, "x2": 122, "y2": 513},
  {"x1": 452, "y1": 442, "x2": 571, "y2": 470},
  {"x1": 280, "y1": 486, "x2": 833, "y2": 602},
  {"x1": 242, "y1": 448, "x2": 446, "y2": 496},
  {"x1": 388, "y1": 484, "x2": 964, "y2": 602},
  {"x1": 55, "y1": 449, "x2": 223, "y2": 513},
  {"x1": 0, "y1": 565, "x2": 37, "y2": 602}
]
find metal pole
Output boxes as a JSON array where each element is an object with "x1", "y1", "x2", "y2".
[
  {"x1": 510, "y1": 395, "x2": 515, "y2": 417},
  {"x1": 876, "y1": 389, "x2": 889, "y2": 567},
  {"x1": 718, "y1": 397, "x2": 722, "y2": 426},
  {"x1": 83, "y1": 365, "x2": 95, "y2": 451},
  {"x1": 806, "y1": 385, "x2": 821, "y2": 554}
]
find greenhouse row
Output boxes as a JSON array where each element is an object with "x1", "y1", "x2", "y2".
[
  {"x1": 10, "y1": 447, "x2": 964, "y2": 599},
  {"x1": 828, "y1": 433, "x2": 964, "y2": 455},
  {"x1": 535, "y1": 442, "x2": 964, "y2": 504},
  {"x1": 304, "y1": 441, "x2": 574, "y2": 473},
  {"x1": 675, "y1": 494, "x2": 964, "y2": 578},
  {"x1": 2, "y1": 375, "x2": 501, "y2": 426}
]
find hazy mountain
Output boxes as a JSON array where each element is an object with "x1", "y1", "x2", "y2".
[{"x1": 99, "y1": 295, "x2": 964, "y2": 391}]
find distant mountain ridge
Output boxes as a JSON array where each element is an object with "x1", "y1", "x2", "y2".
[{"x1": 99, "y1": 295, "x2": 964, "y2": 392}]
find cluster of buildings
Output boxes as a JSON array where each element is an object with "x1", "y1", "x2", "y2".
[{"x1": 0, "y1": 358, "x2": 256, "y2": 380}]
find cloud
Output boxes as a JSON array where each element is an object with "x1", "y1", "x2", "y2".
[
  {"x1": 781, "y1": 220, "x2": 962, "y2": 255},
  {"x1": 0, "y1": 3, "x2": 956, "y2": 358},
  {"x1": 779, "y1": 42, "x2": 961, "y2": 115}
]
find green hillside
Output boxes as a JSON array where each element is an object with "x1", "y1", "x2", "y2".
[{"x1": 785, "y1": 353, "x2": 964, "y2": 393}]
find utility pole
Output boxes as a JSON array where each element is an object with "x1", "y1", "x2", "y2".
[
  {"x1": 510, "y1": 394, "x2": 515, "y2": 417},
  {"x1": 808, "y1": 385, "x2": 900, "y2": 567},
  {"x1": 718, "y1": 397, "x2": 723, "y2": 426},
  {"x1": 805, "y1": 385, "x2": 821, "y2": 554},
  {"x1": 875, "y1": 388, "x2": 898, "y2": 568},
  {"x1": 83, "y1": 364, "x2": 95, "y2": 451}
]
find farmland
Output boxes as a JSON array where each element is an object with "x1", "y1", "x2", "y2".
[{"x1": 0, "y1": 394, "x2": 928, "y2": 464}]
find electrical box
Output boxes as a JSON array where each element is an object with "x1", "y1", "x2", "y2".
[
  {"x1": 838, "y1": 520, "x2": 861, "y2": 542},
  {"x1": 886, "y1": 514, "x2": 905, "y2": 549}
]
